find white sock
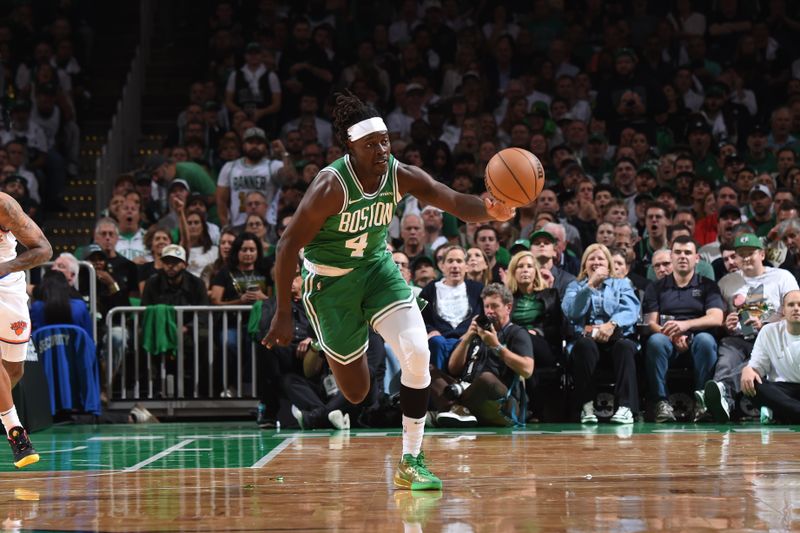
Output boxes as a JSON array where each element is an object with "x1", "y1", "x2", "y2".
[
  {"x1": 0, "y1": 406, "x2": 21, "y2": 433},
  {"x1": 402, "y1": 415, "x2": 425, "y2": 457}
]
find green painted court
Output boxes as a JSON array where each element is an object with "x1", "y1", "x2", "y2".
[{"x1": 5, "y1": 421, "x2": 799, "y2": 473}]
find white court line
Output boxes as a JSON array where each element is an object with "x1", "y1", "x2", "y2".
[
  {"x1": 38, "y1": 446, "x2": 89, "y2": 454},
  {"x1": 273, "y1": 432, "x2": 336, "y2": 439},
  {"x1": 177, "y1": 433, "x2": 261, "y2": 439},
  {"x1": 732, "y1": 427, "x2": 792, "y2": 432},
  {"x1": 423, "y1": 430, "x2": 500, "y2": 436},
  {"x1": 123, "y1": 439, "x2": 195, "y2": 472},
  {"x1": 89, "y1": 436, "x2": 165, "y2": 441},
  {"x1": 514, "y1": 430, "x2": 595, "y2": 435},
  {"x1": 652, "y1": 429, "x2": 718, "y2": 433},
  {"x1": 250, "y1": 437, "x2": 296, "y2": 469}
]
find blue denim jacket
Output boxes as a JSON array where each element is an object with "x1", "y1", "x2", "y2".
[{"x1": 561, "y1": 277, "x2": 641, "y2": 349}]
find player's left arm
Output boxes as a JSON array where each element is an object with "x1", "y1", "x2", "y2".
[
  {"x1": 0, "y1": 192, "x2": 52, "y2": 276},
  {"x1": 397, "y1": 162, "x2": 515, "y2": 222}
]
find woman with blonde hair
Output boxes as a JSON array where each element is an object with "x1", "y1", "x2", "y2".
[
  {"x1": 506, "y1": 251, "x2": 562, "y2": 355},
  {"x1": 562, "y1": 244, "x2": 640, "y2": 425},
  {"x1": 506, "y1": 250, "x2": 564, "y2": 416}
]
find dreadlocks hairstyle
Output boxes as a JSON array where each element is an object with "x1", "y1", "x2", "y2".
[{"x1": 331, "y1": 91, "x2": 382, "y2": 149}]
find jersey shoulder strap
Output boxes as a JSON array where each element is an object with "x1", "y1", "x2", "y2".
[{"x1": 320, "y1": 158, "x2": 350, "y2": 214}]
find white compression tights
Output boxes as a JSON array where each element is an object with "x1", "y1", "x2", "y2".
[{"x1": 373, "y1": 305, "x2": 431, "y2": 390}]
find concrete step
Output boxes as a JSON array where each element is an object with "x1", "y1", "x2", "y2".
[
  {"x1": 52, "y1": 210, "x2": 97, "y2": 221},
  {"x1": 61, "y1": 184, "x2": 96, "y2": 196},
  {"x1": 49, "y1": 227, "x2": 93, "y2": 238}
]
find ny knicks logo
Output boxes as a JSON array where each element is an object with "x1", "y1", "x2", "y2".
[{"x1": 10, "y1": 321, "x2": 26, "y2": 336}]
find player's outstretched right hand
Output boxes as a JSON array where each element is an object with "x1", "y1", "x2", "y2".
[
  {"x1": 484, "y1": 196, "x2": 515, "y2": 222},
  {"x1": 262, "y1": 312, "x2": 294, "y2": 349}
]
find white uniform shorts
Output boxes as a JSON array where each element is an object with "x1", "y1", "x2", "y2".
[{"x1": 0, "y1": 275, "x2": 30, "y2": 363}]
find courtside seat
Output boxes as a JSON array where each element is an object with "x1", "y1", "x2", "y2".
[{"x1": 32, "y1": 325, "x2": 101, "y2": 416}]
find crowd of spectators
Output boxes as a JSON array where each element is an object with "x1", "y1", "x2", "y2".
[
  {"x1": 22, "y1": 1, "x2": 800, "y2": 426},
  {"x1": 0, "y1": 3, "x2": 89, "y2": 214}
]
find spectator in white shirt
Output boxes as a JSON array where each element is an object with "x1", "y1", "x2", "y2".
[
  {"x1": 705, "y1": 233, "x2": 799, "y2": 423},
  {"x1": 742, "y1": 290, "x2": 800, "y2": 424},
  {"x1": 116, "y1": 200, "x2": 147, "y2": 263},
  {"x1": 420, "y1": 205, "x2": 448, "y2": 251},
  {"x1": 0, "y1": 99, "x2": 66, "y2": 210}
]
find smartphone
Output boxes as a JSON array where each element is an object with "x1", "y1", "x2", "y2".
[
  {"x1": 246, "y1": 284, "x2": 260, "y2": 292},
  {"x1": 739, "y1": 310, "x2": 755, "y2": 337}
]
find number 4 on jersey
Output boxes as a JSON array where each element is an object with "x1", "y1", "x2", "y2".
[{"x1": 345, "y1": 233, "x2": 368, "y2": 257}]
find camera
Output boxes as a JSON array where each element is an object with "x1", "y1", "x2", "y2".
[
  {"x1": 443, "y1": 381, "x2": 470, "y2": 401},
  {"x1": 476, "y1": 314, "x2": 493, "y2": 330}
]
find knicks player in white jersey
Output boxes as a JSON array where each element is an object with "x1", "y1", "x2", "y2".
[
  {"x1": 215, "y1": 126, "x2": 297, "y2": 227},
  {"x1": 0, "y1": 191, "x2": 51, "y2": 467}
]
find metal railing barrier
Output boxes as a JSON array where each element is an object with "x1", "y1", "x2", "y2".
[
  {"x1": 27, "y1": 260, "x2": 98, "y2": 342},
  {"x1": 105, "y1": 305, "x2": 260, "y2": 415}
]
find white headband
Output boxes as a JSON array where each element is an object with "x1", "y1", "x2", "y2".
[{"x1": 347, "y1": 117, "x2": 388, "y2": 142}]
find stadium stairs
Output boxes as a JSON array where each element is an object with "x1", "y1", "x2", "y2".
[{"x1": 45, "y1": 4, "x2": 206, "y2": 256}]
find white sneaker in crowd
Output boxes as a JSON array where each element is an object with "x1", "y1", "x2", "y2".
[
  {"x1": 610, "y1": 406, "x2": 634, "y2": 424},
  {"x1": 580, "y1": 401, "x2": 598, "y2": 424}
]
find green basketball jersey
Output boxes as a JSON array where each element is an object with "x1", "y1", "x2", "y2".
[{"x1": 304, "y1": 154, "x2": 401, "y2": 269}]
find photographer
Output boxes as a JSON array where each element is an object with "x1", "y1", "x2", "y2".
[{"x1": 436, "y1": 284, "x2": 533, "y2": 427}]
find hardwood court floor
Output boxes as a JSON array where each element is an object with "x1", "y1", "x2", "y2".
[{"x1": 1, "y1": 422, "x2": 799, "y2": 532}]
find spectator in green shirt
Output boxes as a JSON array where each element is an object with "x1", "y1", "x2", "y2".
[
  {"x1": 144, "y1": 154, "x2": 219, "y2": 223},
  {"x1": 745, "y1": 124, "x2": 778, "y2": 175}
]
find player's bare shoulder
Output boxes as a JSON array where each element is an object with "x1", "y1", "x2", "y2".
[
  {"x1": 0, "y1": 192, "x2": 31, "y2": 229},
  {"x1": 0, "y1": 191, "x2": 50, "y2": 253},
  {"x1": 302, "y1": 167, "x2": 346, "y2": 217}
]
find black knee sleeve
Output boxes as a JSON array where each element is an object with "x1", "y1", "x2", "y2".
[{"x1": 400, "y1": 383, "x2": 430, "y2": 419}]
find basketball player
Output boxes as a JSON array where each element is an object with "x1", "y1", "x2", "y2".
[
  {"x1": 263, "y1": 93, "x2": 515, "y2": 490},
  {"x1": 0, "y1": 191, "x2": 52, "y2": 467}
]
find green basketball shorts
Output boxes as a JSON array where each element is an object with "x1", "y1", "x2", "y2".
[{"x1": 302, "y1": 255, "x2": 414, "y2": 365}]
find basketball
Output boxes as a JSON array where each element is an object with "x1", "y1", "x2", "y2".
[{"x1": 484, "y1": 148, "x2": 546, "y2": 207}]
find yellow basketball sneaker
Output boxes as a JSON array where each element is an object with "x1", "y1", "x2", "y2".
[
  {"x1": 7, "y1": 427, "x2": 39, "y2": 469},
  {"x1": 393, "y1": 451, "x2": 442, "y2": 490}
]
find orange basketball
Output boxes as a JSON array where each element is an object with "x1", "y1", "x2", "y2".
[{"x1": 484, "y1": 148, "x2": 546, "y2": 208}]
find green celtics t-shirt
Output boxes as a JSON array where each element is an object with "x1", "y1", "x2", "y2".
[
  {"x1": 176, "y1": 161, "x2": 219, "y2": 223},
  {"x1": 304, "y1": 154, "x2": 400, "y2": 269},
  {"x1": 693, "y1": 153, "x2": 719, "y2": 180},
  {"x1": 745, "y1": 152, "x2": 777, "y2": 175},
  {"x1": 511, "y1": 292, "x2": 544, "y2": 330}
]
